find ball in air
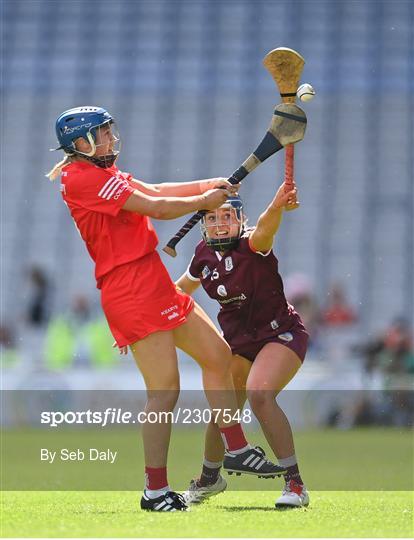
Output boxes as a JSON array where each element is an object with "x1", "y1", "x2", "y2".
[{"x1": 297, "y1": 83, "x2": 316, "y2": 102}]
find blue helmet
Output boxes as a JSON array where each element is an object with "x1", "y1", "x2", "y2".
[
  {"x1": 201, "y1": 194, "x2": 245, "y2": 251},
  {"x1": 54, "y1": 106, "x2": 119, "y2": 168}
]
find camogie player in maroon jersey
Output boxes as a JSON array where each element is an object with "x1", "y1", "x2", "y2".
[{"x1": 176, "y1": 185, "x2": 310, "y2": 508}]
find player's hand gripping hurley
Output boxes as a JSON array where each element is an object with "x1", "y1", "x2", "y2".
[
  {"x1": 163, "y1": 47, "x2": 307, "y2": 257},
  {"x1": 263, "y1": 47, "x2": 305, "y2": 210},
  {"x1": 163, "y1": 120, "x2": 282, "y2": 258}
]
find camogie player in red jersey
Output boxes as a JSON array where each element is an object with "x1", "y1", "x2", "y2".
[
  {"x1": 47, "y1": 106, "x2": 289, "y2": 512},
  {"x1": 177, "y1": 187, "x2": 310, "y2": 508}
]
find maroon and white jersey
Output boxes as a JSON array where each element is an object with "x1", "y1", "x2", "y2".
[{"x1": 187, "y1": 232, "x2": 306, "y2": 353}]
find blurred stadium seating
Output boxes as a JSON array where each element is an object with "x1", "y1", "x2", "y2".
[{"x1": 1, "y1": 0, "x2": 413, "y2": 395}]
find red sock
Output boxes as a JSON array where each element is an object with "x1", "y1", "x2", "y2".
[
  {"x1": 219, "y1": 423, "x2": 248, "y2": 452},
  {"x1": 145, "y1": 466, "x2": 168, "y2": 490}
]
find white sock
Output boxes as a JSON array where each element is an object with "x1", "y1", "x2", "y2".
[
  {"x1": 145, "y1": 486, "x2": 169, "y2": 499},
  {"x1": 203, "y1": 458, "x2": 223, "y2": 469},
  {"x1": 278, "y1": 454, "x2": 297, "y2": 467},
  {"x1": 227, "y1": 443, "x2": 252, "y2": 455}
]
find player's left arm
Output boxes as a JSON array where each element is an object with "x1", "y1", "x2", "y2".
[
  {"x1": 131, "y1": 177, "x2": 234, "y2": 197},
  {"x1": 249, "y1": 182, "x2": 299, "y2": 253}
]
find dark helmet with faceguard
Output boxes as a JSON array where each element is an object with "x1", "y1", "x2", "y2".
[{"x1": 201, "y1": 195, "x2": 245, "y2": 251}]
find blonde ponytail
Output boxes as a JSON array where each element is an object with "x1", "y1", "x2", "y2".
[{"x1": 45, "y1": 155, "x2": 71, "y2": 181}]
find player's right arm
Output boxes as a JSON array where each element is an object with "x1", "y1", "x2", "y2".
[
  {"x1": 175, "y1": 273, "x2": 201, "y2": 295},
  {"x1": 122, "y1": 188, "x2": 231, "y2": 220},
  {"x1": 176, "y1": 252, "x2": 202, "y2": 294}
]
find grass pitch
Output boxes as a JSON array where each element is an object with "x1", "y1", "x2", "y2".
[
  {"x1": 1, "y1": 428, "x2": 413, "y2": 537},
  {"x1": 1, "y1": 490, "x2": 412, "y2": 537}
]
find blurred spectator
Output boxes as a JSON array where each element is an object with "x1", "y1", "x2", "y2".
[
  {"x1": 284, "y1": 273, "x2": 321, "y2": 349},
  {"x1": 44, "y1": 295, "x2": 118, "y2": 370},
  {"x1": 339, "y1": 317, "x2": 414, "y2": 427},
  {"x1": 0, "y1": 325, "x2": 22, "y2": 367},
  {"x1": 25, "y1": 266, "x2": 52, "y2": 327},
  {"x1": 360, "y1": 317, "x2": 414, "y2": 375},
  {"x1": 381, "y1": 318, "x2": 414, "y2": 374},
  {"x1": 321, "y1": 282, "x2": 357, "y2": 327}
]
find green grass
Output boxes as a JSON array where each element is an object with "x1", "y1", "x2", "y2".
[
  {"x1": 2, "y1": 427, "x2": 412, "y2": 490},
  {"x1": 1, "y1": 428, "x2": 413, "y2": 537},
  {"x1": 1, "y1": 490, "x2": 413, "y2": 537}
]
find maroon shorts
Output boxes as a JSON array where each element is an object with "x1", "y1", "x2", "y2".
[
  {"x1": 231, "y1": 323, "x2": 309, "y2": 363},
  {"x1": 100, "y1": 252, "x2": 194, "y2": 347}
]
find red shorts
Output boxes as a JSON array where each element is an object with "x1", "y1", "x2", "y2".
[{"x1": 100, "y1": 252, "x2": 194, "y2": 347}]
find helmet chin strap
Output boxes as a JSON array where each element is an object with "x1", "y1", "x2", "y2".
[
  {"x1": 208, "y1": 236, "x2": 241, "y2": 252},
  {"x1": 84, "y1": 132, "x2": 98, "y2": 157},
  {"x1": 86, "y1": 152, "x2": 119, "y2": 168},
  {"x1": 73, "y1": 132, "x2": 119, "y2": 168}
]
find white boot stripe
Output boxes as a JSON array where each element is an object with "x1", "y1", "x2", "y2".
[
  {"x1": 255, "y1": 459, "x2": 266, "y2": 470},
  {"x1": 242, "y1": 454, "x2": 256, "y2": 465},
  {"x1": 155, "y1": 501, "x2": 167, "y2": 510},
  {"x1": 249, "y1": 456, "x2": 261, "y2": 468}
]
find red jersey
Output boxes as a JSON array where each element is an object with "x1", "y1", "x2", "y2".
[{"x1": 60, "y1": 161, "x2": 158, "y2": 286}]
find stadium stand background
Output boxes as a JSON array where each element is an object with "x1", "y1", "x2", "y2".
[{"x1": 1, "y1": 0, "x2": 413, "y2": 405}]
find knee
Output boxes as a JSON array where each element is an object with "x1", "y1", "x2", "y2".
[
  {"x1": 147, "y1": 385, "x2": 180, "y2": 412},
  {"x1": 246, "y1": 386, "x2": 276, "y2": 415},
  {"x1": 204, "y1": 341, "x2": 233, "y2": 375}
]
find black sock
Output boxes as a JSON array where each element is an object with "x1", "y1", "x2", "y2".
[
  {"x1": 284, "y1": 463, "x2": 303, "y2": 485},
  {"x1": 278, "y1": 455, "x2": 304, "y2": 485},
  {"x1": 199, "y1": 458, "x2": 222, "y2": 487}
]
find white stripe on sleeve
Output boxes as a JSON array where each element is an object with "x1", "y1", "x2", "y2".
[
  {"x1": 186, "y1": 269, "x2": 200, "y2": 282},
  {"x1": 98, "y1": 176, "x2": 117, "y2": 197},
  {"x1": 104, "y1": 180, "x2": 125, "y2": 200},
  {"x1": 185, "y1": 255, "x2": 200, "y2": 281},
  {"x1": 255, "y1": 249, "x2": 272, "y2": 257}
]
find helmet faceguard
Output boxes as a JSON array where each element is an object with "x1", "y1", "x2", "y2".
[
  {"x1": 78, "y1": 121, "x2": 121, "y2": 168},
  {"x1": 201, "y1": 196, "x2": 245, "y2": 251},
  {"x1": 54, "y1": 106, "x2": 120, "y2": 168}
]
